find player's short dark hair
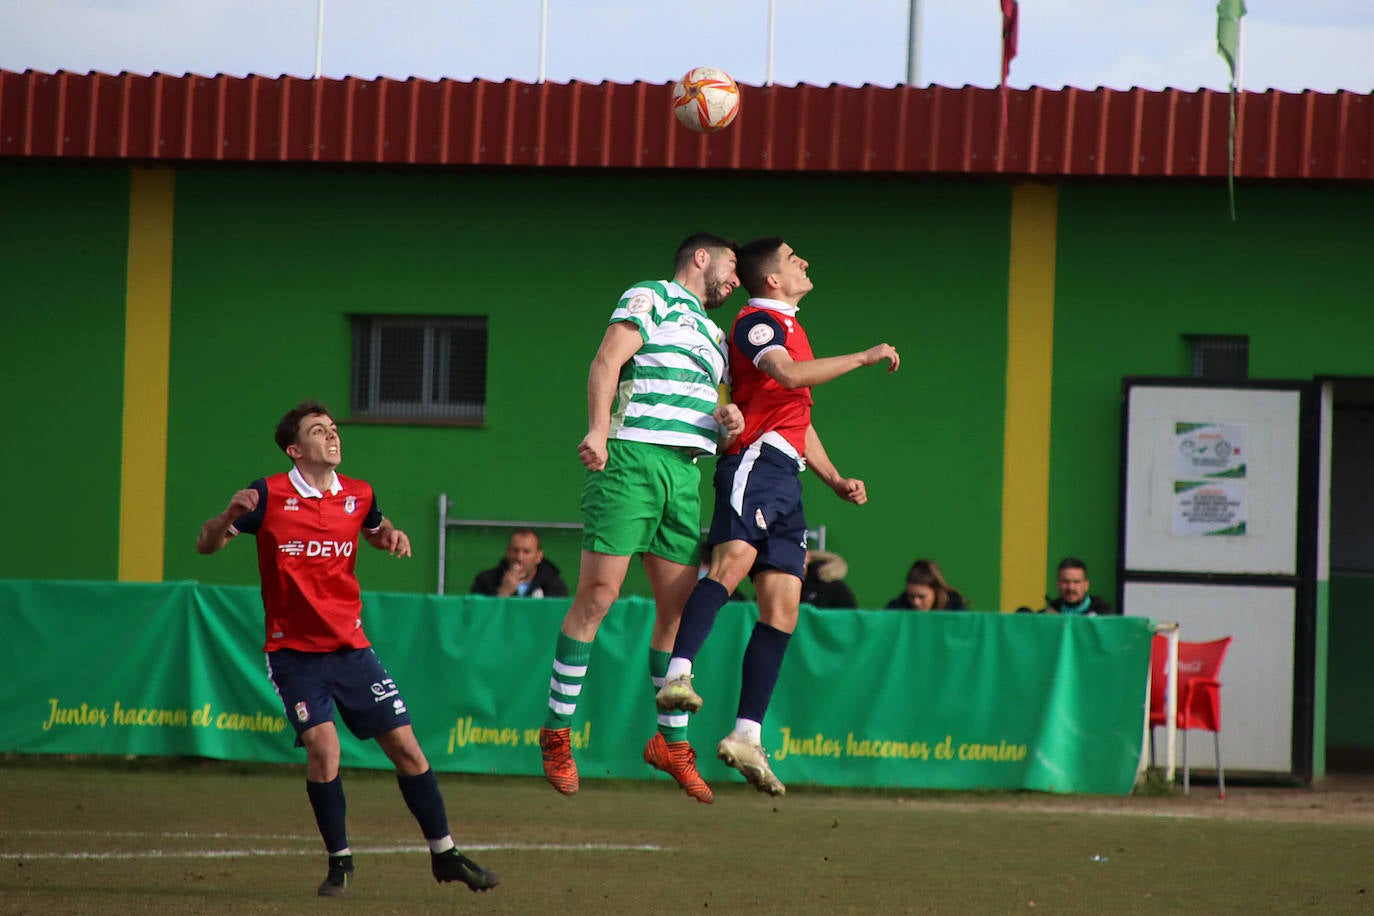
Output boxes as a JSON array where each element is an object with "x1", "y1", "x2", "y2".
[
  {"x1": 1057, "y1": 557, "x2": 1089, "y2": 575},
  {"x1": 737, "y1": 236, "x2": 786, "y2": 296},
  {"x1": 674, "y1": 232, "x2": 738, "y2": 273},
  {"x1": 275, "y1": 400, "x2": 332, "y2": 454},
  {"x1": 509, "y1": 527, "x2": 541, "y2": 548}
]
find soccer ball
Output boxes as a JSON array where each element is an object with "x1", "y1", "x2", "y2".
[{"x1": 671, "y1": 67, "x2": 741, "y2": 134}]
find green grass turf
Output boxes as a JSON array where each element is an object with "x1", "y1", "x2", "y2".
[{"x1": 1, "y1": 756, "x2": 1370, "y2": 914}]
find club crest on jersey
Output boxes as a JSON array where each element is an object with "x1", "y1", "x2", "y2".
[
  {"x1": 294, "y1": 701, "x2": 310, "y2": 723},
  {"x1": 626, "y1": 292, "x2": 652, "y2": 314},
  {"x1": 748, "y1": 324, "x2": 775, "y2": 346},
  {"x1": 284, "y1": 497, "x2": 300, "y2": 511},
  {"x1": 344, "y1": 495, "x2": 356, "y2": 514},
  {"x1": 690, "y1": 344, "x2": 723, "y2": 377},
  {"x1": 754, "y1": 508, "x2": 768, "y2": 530}
]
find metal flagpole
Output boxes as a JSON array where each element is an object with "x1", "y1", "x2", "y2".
[
  {"x1": 313, "y1": 0, "x2": 325, "y2": 79},
  {"x1": 1236, "y1": 17, "x2": 1244, "y2": 91},
  {"x1": 905, "y1": 0, "x2": 923, "y2": 86},
  {"x1": 765, "y1": 0, "x2": 776, "y2": 87},
  {"x1": 539, "y1": 0, "x2": 549, "y2": 83}
]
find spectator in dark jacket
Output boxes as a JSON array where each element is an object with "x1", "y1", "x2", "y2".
[
  {"x1": 801, "y1": 550, "x2": 858, "y2": 609},
  {"x1": 885, "y1": 559, "x2": 966, "y2": 611},
  {"x1": 1036, "y1": 557, "x2": 1112, "y2": 615},
  {"x1": 470, "y1": 529, "x2": 569, "y2": 598}
]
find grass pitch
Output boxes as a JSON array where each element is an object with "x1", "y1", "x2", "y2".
[{"x1": 1, "y1": 756, "x2": 1371, "y2": 914}]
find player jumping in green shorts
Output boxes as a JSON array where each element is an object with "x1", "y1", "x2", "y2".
[{"x1": 538, "y1": 232, "x2": 744, "y2": 804}]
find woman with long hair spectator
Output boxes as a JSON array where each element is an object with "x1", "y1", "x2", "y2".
[{"x1": 885, "y1": 559, "x2": 967, "y2": 611}]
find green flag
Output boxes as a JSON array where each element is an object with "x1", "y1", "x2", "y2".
[
  {"x1": 1216, "y1": 0, "x2": 1245, "y2": 86},
  {"x1": 1216, "y1": 0, "x2": 1246, "y2": 219}
]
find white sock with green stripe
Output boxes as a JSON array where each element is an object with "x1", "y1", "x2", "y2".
[
  {"x1": 650, "y1": 647, "x2": 689, "y2": 742},
  {"x1": 544, "y1": 632, "x2": 592, "y2": 730}
]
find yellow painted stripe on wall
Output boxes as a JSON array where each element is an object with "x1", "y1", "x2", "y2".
[
  {"x1": 119, "y1": 168, "x2": 175, "y2": 582},
  {"x1": 999, "y1": 183, "x2": 1058, "y2": 611}
]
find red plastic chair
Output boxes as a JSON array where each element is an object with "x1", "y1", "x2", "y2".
[{"x1": 1149, "y1": 634, "x2": 1232, "y2": 798}]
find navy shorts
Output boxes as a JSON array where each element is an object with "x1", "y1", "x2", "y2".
[
  {"x1": 708, "y1": 440, "x2": 808, "y2": 580},
  {"x1": 266, "y1": 647, "x2": 412, "y2": 746}
]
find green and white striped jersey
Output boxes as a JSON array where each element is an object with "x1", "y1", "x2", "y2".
[{"x1": 606, "y1": 279, "x2": 729, "y2": 454}]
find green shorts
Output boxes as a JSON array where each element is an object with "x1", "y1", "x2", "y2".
[{"x1": 581, "y1": 438, "x2": 703, "y2": 565}]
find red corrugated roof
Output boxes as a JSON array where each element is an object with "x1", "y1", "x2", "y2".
[{"x1": 2, "y1": 69, "x2": 1371, "y2": 180}]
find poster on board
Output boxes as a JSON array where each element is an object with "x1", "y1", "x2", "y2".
[
  {"x1": 1172, "y1": 422, "x2": 1247, "y2": 536},
  {"x1": 1173, "y1": 479, "x2": 1246, "y2": 535},
  {"x1": 1174, "y1": 422, "x2": 1246, "y2": 479}
]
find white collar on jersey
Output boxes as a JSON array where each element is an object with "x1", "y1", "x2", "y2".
[
  {"x1": 746, "y1": 297, "x2": 799, "y2": 317},
  {"x1": 289, "y1": 464, "x2": 342, "y2": 498}
]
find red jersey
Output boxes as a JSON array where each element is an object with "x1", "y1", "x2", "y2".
[
  {"x1": 727, "y1": 299, "x2": 814, "y2": 458},
  {"x1": 230, "y1": 466, "x2": 384, "y2": 653}
]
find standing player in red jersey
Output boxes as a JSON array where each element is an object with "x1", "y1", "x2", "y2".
[
  {"x1": 196, "y1": 400, "x2": 499, "y2": 897},
  {"x1": 654, "y1": 237, "x2": 900, "y2": 796}
]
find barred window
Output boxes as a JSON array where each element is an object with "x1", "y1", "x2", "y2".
[
  {"x1": 351, "y1": 315, "x2": 487, "y2": 425},
  {"x1": 1187, "y1": 334, "x2": 1249, "y2": 380}
]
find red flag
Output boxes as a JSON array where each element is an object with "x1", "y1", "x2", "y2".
[
  {"x1": 1000, "y1": 0, "x2": 1019, "y2": 128},
  {"x1": 1001, "y1": 0, "x2": 1019, "y2": 84}
]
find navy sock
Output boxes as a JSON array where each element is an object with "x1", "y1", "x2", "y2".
[
  {"x1": 397, "y1": 768, "x2": 450, "y2": 841},
  {"x1": 672, "y1": 578, "x2": 731, "y2": 660},
  {"x1": 305, "y1": 776, "x2": 348, "y2": 854},
  {"x1": 737, "y1": 622, "x2": 791, "y2": 723}
]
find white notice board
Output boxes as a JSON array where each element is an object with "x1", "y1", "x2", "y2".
[{"x1": 1124, "y1": 386, "x2": 1300, "y2": 575}]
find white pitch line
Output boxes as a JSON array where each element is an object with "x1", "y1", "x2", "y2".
[
  {"x1": 0, "y1": 842, "x2": 663, "y2": 862},
  {"x1": 10, "y1": 830, "x2": 321, "y2": 840},
  {"x1": 912, "y1": 800, "x2": 1207, "y2": 820}
]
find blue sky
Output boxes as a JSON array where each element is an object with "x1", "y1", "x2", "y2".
[{"x1": 3, "y1": 1, "x2": 1372, "y2": 93}]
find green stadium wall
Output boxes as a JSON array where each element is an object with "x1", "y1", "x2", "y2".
[
  {"x1": 1, "y1": 164, "x2": 130, "y2": 580},
  {"x1": 3, "y1": 161, "x2": 1373, "y2": 760},
  {"x1": 1051, "y1": 183, "x2": 1374, "y2": 602}
]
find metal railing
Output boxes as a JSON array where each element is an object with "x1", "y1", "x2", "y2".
[{"x1": 437, "y1": 492, "x2": 826, "y2": 595}]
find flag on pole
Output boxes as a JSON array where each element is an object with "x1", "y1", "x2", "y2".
[
  {"x1": 1216, "y1": 0, "x2": 1246, "y2": 219},
  {"x1": 1000, "y1": 0, "x2": 1019, "y2": 129},
  {"x1": 1216, "y1": 0, "x2": 1244, "y2": 84}
]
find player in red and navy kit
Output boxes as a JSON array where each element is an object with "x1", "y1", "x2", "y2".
[
  {"x1": 197, "y1": 400, "x2": 498, "y2": 897},
  {"x1": 655, "y1": 237, "x2": 900, "y2": 796}
]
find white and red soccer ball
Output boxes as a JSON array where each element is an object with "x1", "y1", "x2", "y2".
[{"x1": 671, "y1": 67, "x2": 741, "y2": 134}]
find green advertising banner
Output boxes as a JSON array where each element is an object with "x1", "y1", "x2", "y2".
[{"x1": 0, "y1": 580, "x2": 1153, "y2": 794}]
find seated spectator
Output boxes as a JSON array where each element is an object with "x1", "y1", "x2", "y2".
[
  {"x1": 885, "y1": 559, "x2": 967, "y2": 611},
  {"x1": 1017, "y1": 557, "x2": 1112, "y2": 615},
  {"x1": 801, "y1": 550, "x2": 858, "y2": 609},
  {"x1": 470, "y1": 528, "x2": 569, "y2": 598}
]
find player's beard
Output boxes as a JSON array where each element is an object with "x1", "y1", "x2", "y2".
[{"x1": 701, "y1": 269, "x2": 733, "y2": 310}]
